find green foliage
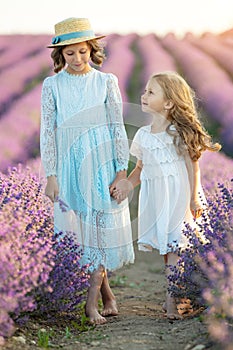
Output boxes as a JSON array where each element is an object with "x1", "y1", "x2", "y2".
[
  {"x1": 37, "y1": 329, "x2": 53, "y2": 348},
  {"x1": 64, "y1": 326, "x2": 71, "y2": 339},
  {"x1": 126, "y1": 41, "x2": 144, "y2": 104},
  {"x1": 109, "y1": 275, "x2": 128, "y2": 287}
]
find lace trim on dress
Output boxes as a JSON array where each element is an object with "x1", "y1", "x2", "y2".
[
  {"x1": 62, "y1": 68, "x2": 94, "y2": 78},
  {"x1": 106, "y1": 74, "x2": 129, "y2": 172},
  {"x1": 130, "y1": 126, "x2": 182, "y2": 165},
  {"x1": 40, "y1": 78, "x2": 57, "y2": 177}
]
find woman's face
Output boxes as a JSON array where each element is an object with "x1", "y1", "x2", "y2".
[{"x1": 62, "y1": 41, "x2": 91, "y2": 75}]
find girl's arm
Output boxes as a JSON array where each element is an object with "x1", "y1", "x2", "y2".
[
  {"x1": 184, "y1": 153, "x2": 203, "y2": 218},
  {"x1": 127, "y1": 160, "x2": 143, "y2": 188}
]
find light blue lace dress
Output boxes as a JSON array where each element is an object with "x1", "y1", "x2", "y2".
[{"x1": 40, "y1": 68, "x2": 135, "y2": 272}]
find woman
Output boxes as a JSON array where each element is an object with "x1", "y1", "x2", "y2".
[{"x1": 40, "y1": 17, "x2": 134, "y2": 324}]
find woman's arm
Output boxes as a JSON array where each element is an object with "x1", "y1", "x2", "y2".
[
  {"x1": 105, "y1": 74, "x2": 129, "y2": 173},
  {"x1": 44, "y1": 175, "x2": 59, "y2": 202},
  {"x1": 40, "y1": 78, "x2": 59, "y2": 202}
]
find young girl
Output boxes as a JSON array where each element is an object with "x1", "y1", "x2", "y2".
[
  {"x1": 40, "y1": 17, "x2": 134, "y2": 325},
  {"x1": 113, "y1": 71, "x2": 221, "y2": 320}
]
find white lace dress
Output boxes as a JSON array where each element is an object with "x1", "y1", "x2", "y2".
[
  {"x1": 40, "y1": 68, "x2": 134, "y2": 272},
  {"x1": 130, "y1": 124, "x2": 207, "y2": 255}
]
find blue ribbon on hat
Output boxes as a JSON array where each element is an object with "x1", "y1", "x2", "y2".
[{"x1": 51, "y1": 30, "x2": 95, "y2": 44}]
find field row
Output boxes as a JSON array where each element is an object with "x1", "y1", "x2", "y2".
[{"x1": 0, "y1": 32, "x2": 233, "y2": 172}]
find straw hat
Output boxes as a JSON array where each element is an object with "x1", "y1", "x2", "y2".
[{"x1": 47, "y1": 17, "x2": 106, "y2": 48}]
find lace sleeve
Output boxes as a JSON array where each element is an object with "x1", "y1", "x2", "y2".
[
  {"x1": 130, "y1": 129, "x2": 143, "y2": 160},
  {"x1": 40, "y1": 78, "x2": 57, "y2": 177},
  {"x1": 106, "y1": 74, "x2": 129, "y2": 172}
]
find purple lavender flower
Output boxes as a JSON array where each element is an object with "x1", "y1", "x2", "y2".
[
  {"x1": 0, "y1": 164, "x2": 89, "y2": 337},
  {"x1": 168, "y1": 179, "x2": 233, "y2": 349}
]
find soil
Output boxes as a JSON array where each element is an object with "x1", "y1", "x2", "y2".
[{"x1": 1, "y1": 246, "x2": 221, "y2": 350}]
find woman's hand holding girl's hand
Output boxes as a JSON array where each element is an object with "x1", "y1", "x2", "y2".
[
  {"x1": 190, "y1": 198, "x2": 203, "y2": 219},
  {"x1": 45, "y1": 175, "x2": 59, "y2": 203},
  {"x1": 112, "y1": 179, "x2": 133, "y2": 204},
  {"x1": 109, "y1": 170, "x2": 127, "y2": 196}
]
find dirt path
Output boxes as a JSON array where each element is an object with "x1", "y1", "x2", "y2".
[
  {"x1": 76, "y1": 248, "x2": 217, "y2": 350},
  {"x1": 2, "y1": 246, "x2": 221, "y2": 350}
]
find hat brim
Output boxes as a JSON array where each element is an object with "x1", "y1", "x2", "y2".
[{"x1": 47, "y1": 35, "x2": 106, "y2": 48}]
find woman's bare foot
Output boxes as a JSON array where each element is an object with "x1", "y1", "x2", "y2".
[
  {"x1": 100, "y1": 271, "x2": 119, "y2": 317},
  {"x1": 166, "y1": 295, "x2": 183, "y2": 320},
  {"x1": 85, "y1": 267, "x2": 107, "y2": 325},
  {"x1": 85, "y1": 304, "x2": 107, "y2": 325}
]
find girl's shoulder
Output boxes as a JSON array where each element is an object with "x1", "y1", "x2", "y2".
[
  {"x1": 135, "y1": 125, "x2": 151, "y2": 137},
  {"x1": 133, "y1": 124, "x2": 177, "y2": 151},
  {"x1": 132, "y1": 125, "x2": 150, "y2": 143},
  {"x1": 95, "y1": 70, "x2": 118, "y2": 84},
  {"x1": 42, "y1": 74, "x2": 59, "y2": 88},
  {"x1": 135, "y1": 124, "x2": 176, "y2": 138}
]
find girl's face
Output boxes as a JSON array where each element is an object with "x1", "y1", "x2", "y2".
[
  {"x1": 141, "y1": 78, "x2": 166, "y2": 114},
  {"x1": 62, "y1": 42, "x2": 91, "y2": 75}
]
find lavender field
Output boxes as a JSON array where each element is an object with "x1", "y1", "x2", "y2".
[
  {"x1": 0, "y1": 31, "x2": 233, "y2": 349},
  {"x1": 0, "y1": 32, "x2": 233, "y2": 173}
]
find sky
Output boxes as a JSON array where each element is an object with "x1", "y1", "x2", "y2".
[{"x1": 1, "y1": 0, "x2": 233, "y2": 37}]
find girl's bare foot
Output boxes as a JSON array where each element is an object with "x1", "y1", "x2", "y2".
[
  {"x1": 165, "y1": 253, "x2": 182, "y2": 320},
  {"x1": 163, "y1": 298, "x2": 193, "y2": 315},
  {"x1": 166, "y1": 295, "x2": 183, "y2": 320},
  {"x1": 162, "y1": 301, "x2": 167, "y2": 312},
  {"x1": 178, "y1": 298, "x2": 193, "y2": 315}
]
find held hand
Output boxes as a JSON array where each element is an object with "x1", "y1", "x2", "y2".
[
  {"x1": 45, "y1": 176, "x2": 59, "y2": 203},
  {"x1": 109, "y1": 170, "x2": 127, "y2": 196},
  {"x1": 190, "y1": 199, "x2": 203, "y2": 219},
  {"x1": 112, "y1": 179, "x2": 133, "y2": 204}
]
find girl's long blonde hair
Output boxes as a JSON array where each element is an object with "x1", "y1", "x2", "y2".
[{"x1": 152, "y1": 71, "x2": 221, "y2": 161}]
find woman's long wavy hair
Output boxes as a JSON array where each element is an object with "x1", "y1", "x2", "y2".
[
  {"x1": 152, "y1": 71, "x2": 221, "y2": 161},
  {"x1": 50, "y1": 39, "x2": 106, "y2": 73}
]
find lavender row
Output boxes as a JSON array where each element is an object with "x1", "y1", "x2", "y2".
[
  {"x1": 186, "y1": 32, "x2": 233, "y2": 77},
  {"x1": 101, "y1": 33, "x2": 138, "y2": 103},
  {"x1": 200, "y1": 150, "x2": 233, "y2": 192},
  {"x1": 1, "y1": 33, "x2": 233, "y2": 171},
  {"x1": 169, "y1": 178, "x2": 233, "y2": 349},
  {"x1": 161, "y1": 34, "x2": 233, "y2": 154},
  {"x1": 0, "y1": 47, "x2": 52, "y2": 116},
  {"x1": 0, "y1": 35, "x2": 28, "y2": 53},
  {"x1": 0, "y1": 166, "x2": 89, "y2": 340},
  {"x1": 136, "y1": 33, "x2": 177, "y2": 87},
  {"x1": 0, "y1": 35, "x2": 50, "y2": 71},
  {"x1": 0, "y1": 84, "x2": 43, "y2": 172}
]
